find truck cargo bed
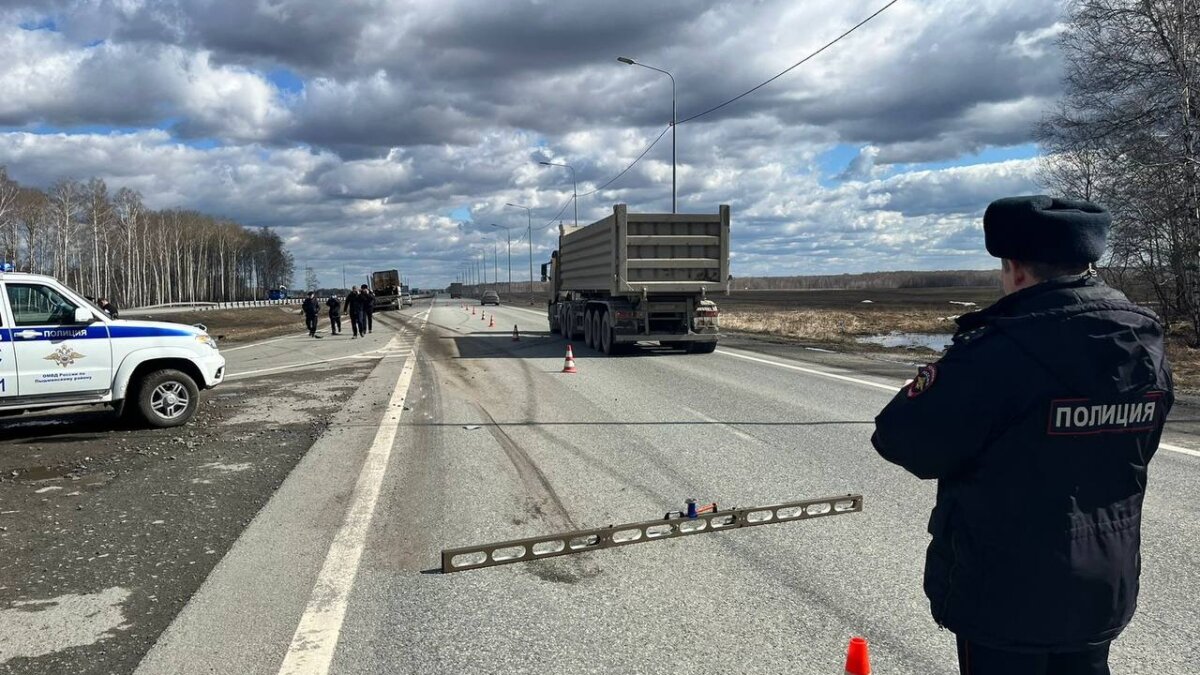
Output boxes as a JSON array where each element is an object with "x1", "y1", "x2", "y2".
[{"x1": 558, "y1": 204, "x2": 729, "y2": 295}]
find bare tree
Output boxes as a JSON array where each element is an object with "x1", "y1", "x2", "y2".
[{"x1": 1039, "y1": 0, "x2": 1200, "y2": 339}]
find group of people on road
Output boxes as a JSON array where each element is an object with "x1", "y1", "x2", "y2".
[{"x1": 301, "y1": 285, "x2": 375, "y2": 338}]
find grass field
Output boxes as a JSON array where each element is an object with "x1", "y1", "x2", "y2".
[
  {"x1": 717, "y1": 287, "x2": 1200, "y2": 392},
  {"x1": 719, "y1": 287, "x2": 999, "y2": 349}
]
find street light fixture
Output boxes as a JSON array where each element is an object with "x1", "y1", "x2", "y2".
[
  {"x1": 505, "y1": 203, "x2": 536, "y2": 298},
  {"x1": 538, "y1": 161, "x2": 578, "y2": 228},
  {"x1": 491, "y1": 223, "x2": 514, "y2": 294},
  {"x1": 618, "y1": 56, "x2": 677, "y2": 213}
]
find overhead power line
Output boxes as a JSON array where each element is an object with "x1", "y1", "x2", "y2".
[
  {"x1": 529, "y1": 0, "x2": 900, "y2": 229},
  {"x1": 677, "y1": 0, "x2": 902, "y2": 125}
]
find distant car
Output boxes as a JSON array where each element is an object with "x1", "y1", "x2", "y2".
[
  {"x1": 481, "y1": 291, "x2": 500, "y2": 306},
  {"x1": 401, "y1": 293, "x2": 413, "y2": 307}
]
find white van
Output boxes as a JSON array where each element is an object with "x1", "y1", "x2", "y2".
[{"x1": 0, "y1": 272, "x2": 225, "y2": 427}]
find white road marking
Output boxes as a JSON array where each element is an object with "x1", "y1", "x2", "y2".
[
  {"x1": 1159, "y1": 442, "x2": 1200, "y2": 458},
  {"x1": 716, "y1": 348, "x2": 900, "y2": 392},
  {"x1": 717, "y1": 349, "x2": 1200, "y2": 459},
  {"x1": 221, "y1": 335, "x2": 304, "y2": 352},
  {"x1": 461, "y1": 302, "x2": 1200, "y2": 459},
  {"x1": 277, "y1": 315, "x2": 427, "y2": 675},
  {"x1": 226, "y1": 335, "x2": 412, "y2": 379},
  {"x1": 683, "y1": 406, "x2": 758, "y2": 443}
]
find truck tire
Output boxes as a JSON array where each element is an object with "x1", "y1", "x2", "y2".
[
  {"x1": 134, "y1": 369, "x2": 200, "y2": 428},
  {"x1": 559, "y1": 310, "x2": 570, "y2": 339},
  {"x1": 590, "y1": 312, "x2": 603, "y2": 351},
  {"x1": 689, "y1": 341, "x2": 718, "y2": 354},
  {"x1": 583, "y1": 311, "x2": 594, "y2": 348},
  {"x1": 601, "y1": 314, "x2": 616, "y2": 355}
]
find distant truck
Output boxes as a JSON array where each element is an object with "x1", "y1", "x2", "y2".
[
  {"x1": 544, "y1": 204, "x2": 729, "y2": 355},
  {"x1": 449, "y1": 282, "x2": 463, "y2": 299},
  {"x1": 371, "y1": 270, "x2": 401, "y2": 310}
]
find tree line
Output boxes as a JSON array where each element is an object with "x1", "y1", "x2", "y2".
[
  {"x1": 1039, "y1": 0, "x2": 1200, "y2": 339},
  {"x1": 0, "y1": 166, "x2": 294, "y2": 307}
]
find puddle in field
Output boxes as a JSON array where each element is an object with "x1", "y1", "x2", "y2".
[
  {"x1": 856, "y1": 332, "x2": 953, "y2": 351},
  {"x1": 0, "y1": 587, "x2": 131, "y2": 663}
]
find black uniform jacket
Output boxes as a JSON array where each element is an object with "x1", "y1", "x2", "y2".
[
  {"x1": 302, "y1": 297, "x2": 320, "y2": 316},
  {"x1": 344, "y1": 292, "x2": 366, "y2": 314},
  {"x1": 326, "y1": 296, "x2": 342, "y2": 314},
  {"x1": 872, "y1": 276, "x2": 1173, "y2": 651}
]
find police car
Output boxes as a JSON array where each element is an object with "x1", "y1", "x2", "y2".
[{"x1": 0, "y1": 271, "x2": 225, "y2": 427}]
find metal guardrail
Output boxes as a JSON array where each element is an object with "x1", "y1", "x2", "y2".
[
  {"x1": 441, "y1": 494, "x2": 863, "y2": 573},
  {"x1": 131, "y1": 299, "x2": 313, "y2": 312}
]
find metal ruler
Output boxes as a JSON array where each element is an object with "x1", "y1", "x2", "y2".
[{"x1": 441, "y1": 494, "x2": 863, "y2": 573}]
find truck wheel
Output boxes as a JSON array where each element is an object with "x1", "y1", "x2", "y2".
[
  {"x1": 583, "y1": 311, "x2": 594, "y2": 348},
  {"x1": 135, "y1": 369, "x2": 200, "y2": 428},
  {"x1": 689, "y1": 341, "x2": 718, "y2": 354},
  {"x1": 601, "y1": 315, "x2": 616, "y2": 355},
  {"x1": 590, "y1": 312, "x2": 602, "y2": 351},
  {"x1": 559, "y1": 310, "x2": 569, "y2": 339}
]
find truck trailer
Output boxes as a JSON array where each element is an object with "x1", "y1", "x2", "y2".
[
  {"x1": 371, "y1": 270, "x2": 401, "y2": 310},
  {"x1": 449, "y1": 282, "x2": 463, "y2": 299},
  {"x1": 544, "y1": 204, "x2": 729, "y2": 355}
]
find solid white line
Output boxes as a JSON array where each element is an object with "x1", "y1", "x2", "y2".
[
  {"x1": 1159, "y1": 442, "x2": 1200, "y2": 458},
  {"x1": 277, "y1": 316, "x2": 427, "y2": 675},
  {"x1": 221, "y1": 334, "x2": 302, "y2": 352},
  {"x1": 717, "y1": 349, "x2": 1199, "y2": 458},
  {"x1": 715, "y1": 348, "x2": 900, "y2": 392}
]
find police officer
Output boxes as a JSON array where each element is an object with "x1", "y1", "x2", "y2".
[
  {"x1": 363, "y1": 284, "x2": 375, "y2": 334},
  {"x1": 326, "y1": 293, "x2": 343, "y2": 335},
  {"x1": 872, "y1": 196, "x2": 1173, "y2": 675},
  {"x1": 302, "y1": 291, "x2": 321, "y2": 338},
  {"x1": 345, "y1": 286, "x2": 367, "y2": 339}
]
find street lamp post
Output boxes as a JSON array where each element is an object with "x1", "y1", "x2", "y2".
[
  {"x1": 618, "y1": 56, "x2": 676, "y2": 213},
  {"x1": 491, "y1": 224, "x2": 514, "y2": 294},
  {"x1": 505, "y1": 203, "x2": 535, "y2": 298},
  {"x1": 538, "y1": 161, "x2": 578, "y2": 228}
]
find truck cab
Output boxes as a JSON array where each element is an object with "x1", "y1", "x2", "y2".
[{"x1": 0, "y1": 272, "x2": 225, "y2": 427}]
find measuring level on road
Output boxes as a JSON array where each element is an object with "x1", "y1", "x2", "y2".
[{"x1": 441, "y1": 494, "x2": 863, "y2": 573}]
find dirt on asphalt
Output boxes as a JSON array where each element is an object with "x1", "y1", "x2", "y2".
[
  {"x1": 0, "y1": 359, "x2": 374, "y2": 675},
  {"x1": 123, "y1": 306, "x2": 308, "y2": 345}
]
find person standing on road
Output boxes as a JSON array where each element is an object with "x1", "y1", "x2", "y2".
[
  {"x1": 363, "y1": 284, "x2": 375, "y2": 334},
  {"x1": 302, "y1": 292, "x2": 321, "y2": 338},
  {"x1": 326, "y1": 293, "x2": 343, "y2": 335},
  {"x1": 345, "y1": 287, "x2": 367, "y2": 339},
  {"x1": 872, "y1": 196, "x2": 1173, "y2": 675}
]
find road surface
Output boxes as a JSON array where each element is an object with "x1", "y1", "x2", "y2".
[{"x1": 119, "y1": 297, "x2": 1200, "y2": 674}]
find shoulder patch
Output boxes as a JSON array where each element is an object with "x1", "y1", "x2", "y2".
[{"x1": 906, "y1": 364, "x2": 938, "y2": 398}]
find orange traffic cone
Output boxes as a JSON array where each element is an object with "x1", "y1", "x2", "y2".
[
  {"x1": 844, "y1": 637, "x2": 871, "y2": 675},
  {"x1": 561, "y1": 345, "x2": 578, "y2": 373},
  {"x1": 481, "y1": 310, "x2": 486, "y2": 321},
  {"x1": 512, "y1": 325, "x2": 520, "y2": 341},
  {"x1": 489, "y1": 315, "x2": 495, "y2": 328},
  {"x1": 472, "y1": 306, "x2": 476, "y2": 315}
]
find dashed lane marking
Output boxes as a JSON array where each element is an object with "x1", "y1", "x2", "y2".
[{"x1": 277, "y1": 314, "x2": 428, "y2": 675}]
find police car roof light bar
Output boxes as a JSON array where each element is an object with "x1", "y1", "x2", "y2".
[{"x1": 440, "y1": 494, "x2": 863, "y2": 573}]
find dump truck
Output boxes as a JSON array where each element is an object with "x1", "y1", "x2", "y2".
[
  {"x1": 543, "y1": 204, "x2": 729, "y2": 355},
  {"x1": 371, "y1": 269, "x2": 401, "y2": 310},
  {"x1": 449, "y1": 282, "x2": 463, "y2": 299}
]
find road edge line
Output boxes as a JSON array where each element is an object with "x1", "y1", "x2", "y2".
[
  {"x1": 276, "y1": 316, "x2": 427, "y2": 675},
  {"x1": 715, "y1": 348, "x2": 900, "y2": 392}
]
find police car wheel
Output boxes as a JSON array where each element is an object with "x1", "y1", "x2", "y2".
[{"x1": 137, "y1": 369, "x2": 200, "y2": 428}]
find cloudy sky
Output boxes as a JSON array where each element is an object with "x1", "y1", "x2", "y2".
[{"x1": 0, "y1": 0, "x2": 1063, "y2": 289}]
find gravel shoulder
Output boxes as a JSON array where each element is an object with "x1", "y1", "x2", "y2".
[{"x1": 0, "y1": 359, "x2": 373, "y2": 675}]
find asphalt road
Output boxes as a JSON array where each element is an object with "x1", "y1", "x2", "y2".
[
  {"x1": 0, "y1": 309, "x2": 418, "y2": 674},
  {"x1": 121, "y1": 297, "x2": 1200, "y2": 675}
]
